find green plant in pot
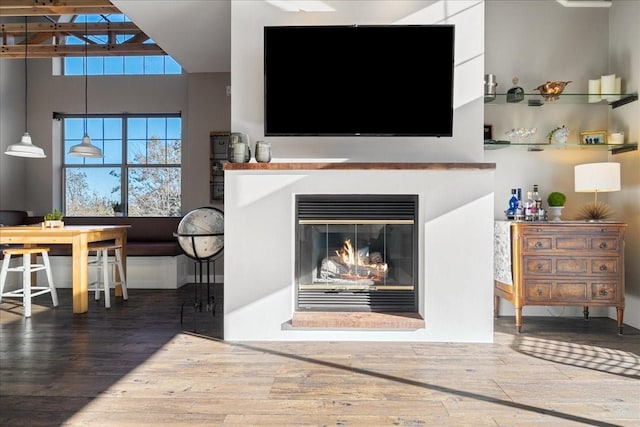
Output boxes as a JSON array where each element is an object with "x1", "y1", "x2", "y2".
[
  {"x1": 546, "y1": 192, "x2": 566, "y2": 221},
  {"x1": 44, "y1": 208, "x2": 64, "y2": 227}
]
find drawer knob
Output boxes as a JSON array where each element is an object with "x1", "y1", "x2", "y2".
[
  {"x1": 599, "y1": 264, "x2": 608, "y2": 271},
  {"x1": 599, "y1": 289, "x2": 608, "y2": 296},
  {"x1": 535, "y1": 241, "x2": 543, "y2": 248},
  {"x1": 536, "y1": 288, "x2": 543, "y2": 296},
  {"x1": 537, "y1": 263, "x2": 543, "y2": 270},
  {"x1": 599, "y1": 242, "x2": 608, "y2": 249}
]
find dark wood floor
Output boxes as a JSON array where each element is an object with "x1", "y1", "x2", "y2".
[{"x1": 1, "y1": 286, "x2": 638, "y2": 426}]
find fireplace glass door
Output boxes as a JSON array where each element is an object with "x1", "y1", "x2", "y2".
[{"x1": 296, "y1": 195, "x2": 418, "y2": 312}]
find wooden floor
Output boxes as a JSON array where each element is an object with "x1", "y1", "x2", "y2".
[{"x1": 1, "y1": 286, "x2": 639, "y2": 427}]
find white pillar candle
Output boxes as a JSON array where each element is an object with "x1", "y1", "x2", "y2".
[
  {"x1": 601, "y1": 74, "x2": 616, "y2": 100},
  {"x1": 609, "y1": 132, "x2": 624, "y2": 144},
  {"x1": 588, "y1": 79, "x2": 601, "y2": 103}
]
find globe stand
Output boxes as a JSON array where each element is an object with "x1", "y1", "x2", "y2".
[{"x1": 174, "y1": 207, "x2": 224, "y2": 334}]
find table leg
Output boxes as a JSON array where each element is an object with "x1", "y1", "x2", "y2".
[
  {"x1": 72, "y1": 234, "x2": 89, "y2": 314},
  {"x1": 114, "y1": 229, "x2": 127, "y2": 297}
]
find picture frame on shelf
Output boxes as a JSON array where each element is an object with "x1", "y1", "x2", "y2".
[{"x1": 579, "y1": 130, "x2": 607, "y2": 145}]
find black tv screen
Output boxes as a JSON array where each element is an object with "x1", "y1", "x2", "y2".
[{"x1": 264, "y1": 25, "x2": 455, "y2": 137}]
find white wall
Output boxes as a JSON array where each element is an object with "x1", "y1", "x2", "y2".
[{"x1": 224, "y1": 168, "x2": 495, "y2": 342}]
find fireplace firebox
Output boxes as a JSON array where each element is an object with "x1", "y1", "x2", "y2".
[{"x1": 295, "y1": 194, "x2": 418, "y2": 312}]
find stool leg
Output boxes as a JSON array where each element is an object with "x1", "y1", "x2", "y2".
[
  {"x1": 41, "y1": 251, "x2": 58, "y2": 307},
  {"x1": 102, "y1": 249, "x2": 111, "y2": 309},
  {"x1": 22, "y1": 254, "x2": 32, "y2": 318},
  {"x1": 93, "y1": 251, "x2": 102, "y2": 301},
  {"x1": 0, "y1": 253, "x2": 12, "y2": 302},
  {"x1": 114, "y1": 249, "x2": 128, "y2": 300}
]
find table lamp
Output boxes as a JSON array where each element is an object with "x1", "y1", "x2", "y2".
[{"x1": 574, "y1": 162, "x2": 620, "y2": 220}]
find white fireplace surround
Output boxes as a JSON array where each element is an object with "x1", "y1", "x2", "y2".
[{"x1": 223, "y1": 163, "x2": 496, "y2": 342}]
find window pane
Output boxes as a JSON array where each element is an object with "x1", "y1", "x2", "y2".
[
  {"x1": 104, "y1": 118, "x2": 122, "y2": 139},
  {"x1": 128, "y1": 118, "x2": 147, "y2": 139},
  {"x1": 128, "y1": 167, "x2": 181, "y2": 216},
  {"x1": 165, "y1": 57, "x2": 182, "y2": 74},
  {"x1": 124, "y1": 56, "x2": 144, "y2": 75},
  {"x1": 65, "y1": 167, "x2": 121, "y2": 216},
  {"x1": 144, "y1": 56, "x2": 164, "y2": 74},
  {"x1": 86, "y1": 118, "x2": 103, "y2": 139},
  {"x1": 104, "y1": 56, "x2": 124, "y2": 75},
  {"x1": 128, "y1": 140, "x2": 147, "y2": 164},
  {"x1": 167, "y1": 117, "x2": 181, "y2": 139},
  {"x1": 147, "y1": 117, "x2": 166, "y2": 139},
  {"x1": 102, "y1": 139, "x2": 123, "y2": 164}
]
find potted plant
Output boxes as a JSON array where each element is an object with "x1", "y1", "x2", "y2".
[
  {"x1": 44, "y1": 208, "x2": 64, "y2": 228},
  {"x1": 546, "y1": 191, "x2": 566, "y2": 221},
  {"x1": 112, "y1": 202, "x2": 124, "y2": 216}
]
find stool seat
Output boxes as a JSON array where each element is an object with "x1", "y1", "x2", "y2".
[
  {"x1": 88, "y1": 242, "x2": 128, "y2": 308},
  {"x1": 0, "y1": 247, "x2": 58, "y2": 317}
]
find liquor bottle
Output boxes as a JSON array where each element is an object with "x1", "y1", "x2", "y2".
[
  {"x1": 532, "y1": 184, "x2": 543, "y2": 220},
  {"x1": 532, "y1": 184, "x2": 542, "y2": 211},
  {"x1": 507, "y1": 188, "x2": 518, "y2": 216},
  {"x1": 524, "y1": 191, "x2": 534, "y2": 220},
  {"x1": 515, "y1": 188, "x2": 524, "y2": 218}
]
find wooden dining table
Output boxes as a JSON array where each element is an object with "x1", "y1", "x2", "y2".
[{"x1": 0, "y1": 224, "x2": 129, "y2": 314}]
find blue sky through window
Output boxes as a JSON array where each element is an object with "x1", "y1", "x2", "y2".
[{"x1": 64, "y1": 14, "x2": 181, "y2": 75}]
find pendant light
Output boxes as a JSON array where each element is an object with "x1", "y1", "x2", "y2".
[
  {"x1": 68, "y1": 15, "x2": 102, "y2": 158},
  {"x1": 4, "y1": 17, "x2": 46, "y2": 158}
]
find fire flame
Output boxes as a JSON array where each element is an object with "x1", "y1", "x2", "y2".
[{"x1": 335, "y1": 239, "x2": 388, "y2": 282}]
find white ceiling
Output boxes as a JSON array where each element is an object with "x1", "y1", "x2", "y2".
[{"x1": 111, "y1": 0, "x2": 231, "y2": 73}]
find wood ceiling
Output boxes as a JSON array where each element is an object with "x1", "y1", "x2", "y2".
[{"x1": 0, "y1": 0, "x2": 165, "y2": 59}]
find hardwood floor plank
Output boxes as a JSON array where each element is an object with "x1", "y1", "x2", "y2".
[{"x1": 1, "y1": 288, "x2": 638, "y2": 426}]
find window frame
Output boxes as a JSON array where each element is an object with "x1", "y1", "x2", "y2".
[{"x1": 59, "y1": 112, "x2": 182, "y2": 217}]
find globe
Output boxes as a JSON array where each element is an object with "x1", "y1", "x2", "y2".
[{"x1": 176, "y1": 207, "x2": 224, "y2": 260}]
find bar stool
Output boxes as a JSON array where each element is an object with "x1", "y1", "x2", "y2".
[
  {"x1": 88, "y1": 242, "x2": 128, "y2": 309},
  {"x1": 0, "y1": 247, "x2": 59, "y2": 317}
]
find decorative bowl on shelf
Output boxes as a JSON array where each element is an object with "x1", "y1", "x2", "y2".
[{"x1": 533, "y1": 80, "x2": 572, "y2": 101}]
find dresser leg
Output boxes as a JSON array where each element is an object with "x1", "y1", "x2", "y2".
[
  {"x1": 515, "y1": 307, "x2": 522, "y2": 333},
  {"x1": 494, "y1": 295, "x2": 499, "y2": 319},
  {"x1": 617, "y1": 307, "x2": 624, "y2": 335},
  {"x1": 583, "y1": 306, "x2": 589, "y2": 320}
]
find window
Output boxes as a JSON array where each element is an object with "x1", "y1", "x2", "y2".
[
  {"x1": 62, "y1": 114, "x2": 181, "y2": 217},
  {"x1": 63, "y1": 14, "x2": 181, "y2": 75}
]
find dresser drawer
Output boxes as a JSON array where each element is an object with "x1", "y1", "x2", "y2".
[
  {"x1": 524, "y1": 281, "x2": 588, "y2": 302},
  {"x1": 591, "y1": 282, "x2": 617, "y2": 302},
  {"x1": 589, "y1": 237, "x2": 620, "y2": 252},
  {"x1": 590, "y1": 258, "x2": 618, "y2": 274}
]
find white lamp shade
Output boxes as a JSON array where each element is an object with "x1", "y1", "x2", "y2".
[
  {"x1": 575, "y1": 162, "x2": 621, "y2": 193},
  {"x1": 4, "y1": 132, "x2": 46, "y2": 158},
  {"x1": 68, "y1": 134, "x2": 103, "y2": 158}
]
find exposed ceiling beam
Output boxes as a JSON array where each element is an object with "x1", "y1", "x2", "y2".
[
  {"x1": 0, "y1": 43, "x2": 164, "y2": 58},
  {"x1": 0, "y1": 0, "x2": 167, "y2": 58},
  {"x1": 0, "y1": 0, "x2": 119, "y2": 17}
]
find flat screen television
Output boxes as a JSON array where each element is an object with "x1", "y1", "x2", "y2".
[{"x1": 264, "y1": 25, "x2": 455, "y2": 137}]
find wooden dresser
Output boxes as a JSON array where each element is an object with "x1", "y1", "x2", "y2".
[{"x1": 494, "y1": 221, "x2": 626, "y2": 334}]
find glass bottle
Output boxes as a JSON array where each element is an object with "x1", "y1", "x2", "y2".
[
  {"x1": 508, "y1": 189, "x2": 518, "y2": 216},
  {"x1": 524, "y1": 191, "x2": 534, "y2": 220}
]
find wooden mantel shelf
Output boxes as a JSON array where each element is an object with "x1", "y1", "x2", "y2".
[{"x1": 224, "y1": 162, "x2": 496, "y2": 171}]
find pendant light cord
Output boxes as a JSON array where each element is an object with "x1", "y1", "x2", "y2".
[
  {"x1": 84, "y1": 16, "x2": 88, "y2": 134},
  {"x1": 24, "y1": 16, "x2": 28, "y2": 132}
]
